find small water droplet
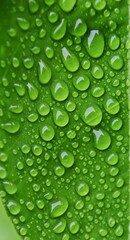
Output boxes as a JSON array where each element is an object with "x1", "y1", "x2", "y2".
[
  {"x1": 40, "y1": 123, "x2": 55, "y2": 141},
  {"x1": 59, "y1": 150, "x2": 74, "y2": 168},
  {"x1": 61, "y1": 47, "x2": 79, "y2": 72},
  {"x1": 73, "y1": 74, "x2": 90, "y2": 91},
  {"x1": 50, "y1": 197, "x2": 68, "y2": 218},
  {"x1": 28, "y1": 0, "x2": 39, "y2": 14},
  {"x1": 27, "y1": 112, "x2": 38, "y2": 122},
  {"x1": 103, "y1": 97, "x2": 120, "y2": 115},
  {"x1": 23, "y1": 57, "x2": 34, "y2": 69},
  {"x1": 91, "y1": 86, "x2": 105, "y2": 98},
  {"x1": 53, "y1": 108, "x2": 69, "y2": 127},
  {"x1": 99, "y1": 228, "x2": 108, "y2": 237},
  {"x1": 0, "y1": 164, "x2": 7, "y2": 179},
  {"x1": 81, "y1": 103, "x2": 102, "y2": 126},
  {"x1": 27, "y1": 82, "x2": 38, "y2": 100},
  {"x1": 37, "y1": 102, "x2": 50, "y2": 116},
  {"x1": 1, "y1": 121, "x2": 20, "y2": 133},
  {"x1": 48, "y1": 11, "x2": 59, "y2": 23},
  {"x1": 51, "y1": 80, "x2": 69, "y2": 101},
  {"x1": 75, "y1": 199, "x2": 84, "y2": 210},
  {"x1": 84, "y1": 30, "x2": 104, "y2": 58},
  {"x1": 17, "y1": 17, "x2": 30, "y2": 30},
  {"x1": 108, "y1": 33, "x2": 120, "y2": 50},
  {"x1": 116, "y1": 178, "x2": 124, "y2": 188},
  {"x1": 38, "y1": 60, "x2": 51, "y2": 84},
  {"x1": 12, "y1": 57, "x2": 20, "y2": 68},
  {"x1": 93, "y1": 128, "x2": 111, "y2": 150},
  {"x1": 54, "y1": 165, "x2": 65, "y2": 177},
  {"x1": 53, "y1": 218, "x2": 66, "y2": 233},
  {"x1": 69, "y1": 220, "x2": 80, "y2": 234},
  {"x1": 59, "y1": 0, "x2": 76, "y2": 12},
  {"x1": 7, "y1": 200, "x2": 21, "y2": 215},
  {"x1": 108, "y1": 217, "x2": 116, "y2": 227},
  {"x1": 76, "y1": 181, "x2": 89, "y2": 196},
  {"x1": 31, "y1": 46, "x2": 41, "y2": 54},
  {"x1": 110, "y1": 117, "x2": 123, "y2": 130},
  {"x1": 72, "y1": 18, "x2": 87, "y2": 37},
  {"x1": 109, "y1": 166, "x2": 119, "y2": 176},
  {"x1": 109, "y1": 55, "x2": 123, "y2": 70},
  {"x1": 39, "y1": 28, "x2": 46, "y2": 38},
  {"x1": 45, "y1": 46, "x2": 54, "y2": 59},
  {"x1": 14, "y1": 83, "x2": 26, "y2": 96},
  {"x1": 9, "y1": 104, "x2": 23, "y2": 114},
  {"x1": 91, "y1": 64, "x2": 104, "y2": 79},
  {"x1": 65, "y1": 100, "x2": 76, "y2": 112},
  {"x1": 52, "y1": 18, "x2": 67, "y2": 40},
  {"x1": 106, "y1": 152, "x2": 118, "y2": 165}
]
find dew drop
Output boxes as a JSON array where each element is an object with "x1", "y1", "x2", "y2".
[
  {"x1": 59, "y1": 0, "x2": 76, "y2": 12},
  {"x1": 99, "y1": 228, "x2": 108, "y2": 237},
  {"x1": 32, "y1": 144, "x2": 43, "y2": 156},
  {"x1": 45, "y1": 46, "x2": 54, "y2": 59},
  {"x1": 48, "y1": 11, "x2": 59, "y2": 23},
  {"x1": 108, "y1": 217, "x2": 116, "y2": 228},
  {"x1": 91, "y1": 86, "x2": 105, "y2": 98},
  {"x1": 39, "y1": 28, "x2": 46, "y2": 38},
  {"x1": 44, "y1": 0, "x2": 55, "y2": 6},
  {"x1": 54, "y1": 165, "x2": 65, "y2": 177},
  {"x1": 9, "y1": 104, "x2": 23, "y2": 114},
  {"x1": 53, "y1": 218, "x2": 66, "y2": 233},
  {"x1": 65, "y1": 100, "x2": 76, "y2": 112},
  {"x1": 50, "y1": 197, "x2": 68, "y2": 218},
  {"x1": 40, "y1": 123, "x2": 55, "y2": 141},
  {"x1": 93, "y1": 0, "x2": 106, "y2": 11},
  {"x1": 3, "y1": 181, "x2": 17, "y2": 195},
  {"x1": 27, "y1": 112, "x2": 38, "y2": 122},
  {"x1": 0, "y1": 164, "x2": 7, "y2": 179},
  {"x1": 51, "y1": 80, "x2": 69, "y2": 101},
  {"x1": 103, "y1": 97, "x2": 120, "y2": 115},
  {"x1": 73, "y1": 74, "x2": 90, "y2": 91},
  {"x1": 84, "y1": 30, "x2": 104, "y2": 58},
  {"x1": 72, "y1": 18, "x2": 87, "y2": 37},
  {"x1": 52, "y1": 18, "x2": 67, "y2": 40},
  {"x1": 1, "y1": 121, "x2": 20, "y2": 133},
  {"x1": 76, "y1": 181, "x2": 89, "y2": 196},
  {"x1": 23, "y1": 57, "x2": 34, "y2": 69},
  {"x1": 59, "y1": 150, "x2": 74, "y2": 168},
  {"x1": 7, "y1": 200, "x2": 21, "y2": 215},
  {"x1": 38, "y1": 60, "x2": 51, "y2": 84},
  {"x1": 61, "y1": 47, "x2": 79, "y2": 72},
  {"x1": 81, "y1": 103, "x2": 102, "y2": 126},
  {"x1": 75, "y1": 199, "x2": 84, "y2": 210},
  {"x1": 108, "y1": 34, "x2": 120, "y2": 50},
  {"x1": 27, "y1": 82, "x2": 38, "y2": 100},
  {"x1": 116, "y1": 178, "x2": 124, "y2": 188},
  {"x1": 31, "y1": 46, "x2": 40, "y2": 54},
  {"x1": 36, "y1": 200, "x2": 45, "y2": 209},
  {"x1": 91, "y1": 64, "x2": 104, "y2": 79},
  {"x1": 106, "y1": 152, "x2": 118, "y2": 165},
  {"x1": 37, "y1": 102, "x2": 50, "y2": 116},
  {"x1": 28, "y1": 0, "x2": 39, "y2": 14},
  {"x1": 17, "y1": 17, "x2": 30, "y2": 30},
  {"x1": 14, "y1": 83, "x2": 26, "y2": 96},
  {"x1": 69, "y1": 220, "x2": 80, "y2": 234},
  {"x1": 93, "y1": 128, "x2": 111, "y2": 150},
  {"x1": 110, "y1": 117, "x2": 123, "y2": 130},
  {"x1": 12, "y1": 57, "x2": 20, "y2": 68},
  {"x1": 109, "y1": 55, "x2": 123, "y2": 70},
  {"x1": 53, "y1": 108, "x2": 69, "y2": 127},
  {"x1": 115, "y1": 225, "x2": 124, "y2": 237}
]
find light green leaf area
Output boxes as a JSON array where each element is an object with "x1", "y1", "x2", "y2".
[{"x1": 0, "y1": 0, "x2": 129, "y2": 240}]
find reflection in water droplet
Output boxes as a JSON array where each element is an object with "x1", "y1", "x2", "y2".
[
  {"x1": 91, "y1": 86, "x2": 105, "y2": 98},
  {"x1": 108, "y1": 34, "x2": 120, "y2": 50},
  {"x1": 27, "y1": 82, "x2": 38, "y2": 100},
  {"x1": 61, "y1": 47, "x2": 79, "y2": 72},
  {"x1": 91, "y1": 64, "x2": 104, "y2": 79},
  {"x1": 53, "y1": 218, "x2": 66, "y2": 233},
  {"x1": 106, "y1": 152, "x2": 118, "y2": 165},
  {"x1": 73, "y1": 74, "x2": 90, "y2": 91},
  {"x1": 69, "y1": 220, "x2": 80, "y2": 234},
  {"x1": 37, "y1": 102, "x2": 50, "y2": 116}
]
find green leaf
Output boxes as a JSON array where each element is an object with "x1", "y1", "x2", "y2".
[{"x1": 0, "y1": 0, "x2": 129, "y2": 239}]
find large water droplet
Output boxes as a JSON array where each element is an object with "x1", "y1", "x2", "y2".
[
  {"x1": 84, "y1": 30, "x2": 104, "y2": 58},
  {"x1": 40, "y1": 123, "x2": 55, "y2": 141},
  {"x1": 52, "y1": 18, "x2": 67, "y2": 40},
  {"x1": 1, "y1": 121, "x2": 20, "y2": 133},
  {"x1": 72, "y1": 18, "x2": 87, "y2": 37},
  {"x1": 23, "y1": 57, "x2": 34, "y2": 69},
  {"x1": 93, "y1": 0, "x2": 106, "y2": 11},
  {"x1": 17, "y1": 17, "x2": 30, "y2": 30},
  {"x1": 28, "y1": 0, "x2": 39, "y2": 14},
  {"x1": 50, "y1": 197, "x2": 68, "y2": 218},
  {"x1": 59, "y1": 150, "x2": 74, "y2": 168},
  {"x1": 38, "y1": 60, "x2": 51, "y2": 84},
  {"x1": 76, "y1": 181, "x2": 89, "y2": 196},
  {"x1": 115, "y1": 225, "x2": 124, "y2": 237},
  {"x1": 51, "y1": 80, "x2": 69, "y2": 101},
  {"x1": 61, "y1": 47, "x2": 79, "y2": 72},
  {"x1": 108, "y1": 217, "x2": 116, "y2": 228},
  {"x1": 27, "y1": 82, "x2": 38, "y2": 100},
  {"x1": 9, "y1": 104, "x2": 23, "y2": 114},
  {"x1": 81, "y1": 103, "x2": 102, "y2": 126},
  {"x1": 108, "y1": 34, "x2": 120, "y2": 50},
  {"x1": 106, "y1": 152, "x2": 118, "y2": 165},
  {"x1": 53, "y1": 108, "x2": 69, "y2": 127},
  {"x1": 0, "y1": 164, "x2": 7, "y2": 179},
  {"x1": 37, "y1": 102, "x2": 50, "y2": 116},
  {"x1": 103, "y1": 97, "x2": 120, "y2": 115},
  {"x1": 73, "y1": 74, "x2": 90, "y2": 91},
  {"x1": 91, "y1": 86, "x2": 105, "y2": 98},
  {"x1": 93, "y1": 128, "x2": 111, "y2": 150},
  {"x1": 53, "y1": 218, "x2": 66, "y2": 233},
  {"x1": 91, "y1": 64, "x2": 104, "y2": 79},
  {"x1": 59, "y1": 0, "x2": 76, "y2": 12},
  {"x1": 69, "y1": 220, "x2": 80, "y2": 234},
  {"x1": 3, "y1": 181, "x2": 17, "y2": 194},
  {"x1": 7, "y1": 200, "x2": 21, "y2": 215},
  {"x1": 109, "y1": 55, "x2": 123, "y2": 70},
  {"x1": 14, "y1": 83, "x2": 26, "y2": 96}
]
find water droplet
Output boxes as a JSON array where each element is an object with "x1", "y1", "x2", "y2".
[
  {"x1": 39, "y1": 28, "x2": 46, "y2": 38},
  {"x1": 36, "y1": 200, "x2": 45, "y2": 209},
  {"x1": 37, "y1": 102, "x2": 50, "y2": 116},
  {"x1": 40, "y1": 123, "x2": 55, "y2": 141},
  {"x1": 108, "y1": 217, "x2": 116, "y2": 227},
  {"x1": 27, "y1": 112, "x2": 38, "y2": 122},
  {"x1": 12, "y1": 57, "x2": 20, "y2": 68},
  {"x1": 38, "y1": 60, "x2": 51, "y2": 84},
  {"x1": 106, "y1": 152, "x2": 118, "y2": 165},
  {"x1": 21, "y1": 144, "x2": 30, "y2": 154},
  {"x1": 76, "y1": 181, "x2": 89, "y2": 196},
  {"x1": 115, "y1": 225, "x2": 124, "y2": 237},
  {"x1": 93, "y1": 128, "x2": 111, "y2": 150},
  {"x1": 14, "y1": 83, "x2": 26, "y2": 96},
  {"x1": 23, "y1": 57, "x2": 34, "y2": 69},
  {"x1": 116, "y1": 178, "x2": 124, "y2": 188},
  {"x1": 91, "y1": 86, "x2": 105, "y2": 98},
  {"x1": 53, "y1": 218, "x2": 66, "y2": 233},
  {"x1": 17, "y1": 17, "x2": 30, "y2": 30},
  {"x1": 93, "y1": 0, "x2": 106, "y2": 11},
  {"x1": 45, "y1": 46, "x2": 54, "y2": 59},
  {"x1": 52, "y1": 18, "x2": 67, "y2": 40},
  {"x1": 81, "y1": 103, "x2": 102, "y2": 126},
  {"x1": 65, "y1": 100, "x2": 76, "y2": 112},
  {"x1": 84, "y1": 30, "x2": 104, "y2": 58},
  {"x1": 69, "y1": 220, "x2": 80, "y2": 234},
  {"x1": 3, "y1": 181, "x2": 17, "y2": 194},
  {"x1": 44, "y1": 0, "x2": 55, "y2": 6},
  {"x1": 31, "y1": 46, "x2": 40, "y2": 54},
  {"x1": 9, "y1": 104, "x2": 23, "y2": 114},
  {"x1": 99, "y1": 228, "x2": 108, "y2": 237},
  {"x1": 112, "y1": 190, "x2": 121, "y2": 198},
  {"x1": 53, "y1": 108, "x2": 69, "y2": 127},
  {"x1": 75, "y1": 199, "x2": 84, "y2": 210},
  {"x1": 28, "y1": 0, "x2": 39, "y2": 14},
  {"x1": 61, "y1": 47, "x2": 79, "y2": 72},
  {"x1": 73, "y1": 74, "x2": 90, "y2": 91},
  {"x1": 72, "y1": 18, "x2": 87, "y2": 37},
  {"x1": 50, "y1": 197, "x2": 68, "y2": 218},
  {"x1": 110, "y1": 117, "x2": 123, "y2": 130},
  {"x1": 91, "y1": 64, "x2": 104, "y2": 79},
  {"x1": 54, "y1": 165, "x2": 65, "y2": 177},
  {"x1": 0, "y1": 152, "x2": 8, "y2": 162},
  {"x1": 59, "y1": 0, "x2": 76, "y2": 12},
  {"x1": 108, "y1": 33, "x2": 120, "y2": 50},
  {"x1": 109, "y1": 167, "x2": 119, "y2": 176},
  {"x1": 27, "y1": 82, "x2": 38, "y2": 100},
  {"x1": 1, "y1": 121, "x2": 20, "y2": 133},
  {"x1": 7, "y1": 200, "x2": 21, "y2": 215},
  {"x1": 103, "y1": 97, "x2": 120, "y2": 115},
  {"x1": 109, "y1": 55, "x2": 123, "y2": 70},
  {"x1": 59, "y1": 150, "x2": 74, "y2": 168},
  {"x1": 0, "y1": 164, "x2": 7, "y2": 179},
  {"x1": 48, "y1": 11, "x2": 59, "y2": 23},
  {"x1": 8, "y1": 28, "x2": 17, "y2": 38},
  {"x1": 51, "y1": 80, "x2": 69, "y2": 101},
  {"x1": 32, "y1": 144, "x2": 43, "y2": 156}
]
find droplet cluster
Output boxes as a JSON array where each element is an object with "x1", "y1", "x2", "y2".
[{"x1": 0, "y1": 0, "x2": 129, "y2": 239}]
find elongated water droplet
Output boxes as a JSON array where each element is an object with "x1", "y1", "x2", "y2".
[
  {"x1": 27, "y1": 82, "x2": 38, "y2": 100},
  {"x1": 61, "y1": 47, "x2": 79, "y2": 72},
  {"x1": 59, "y1": 0, "x2": 76, "y2": 12},
  {"x1": 38, "y1": 60, "x2": 51, "y2": 84},
  {"x1": 109, "y1": 55, "x2": 123, "y2": 70},
  {"x1": 69, "y1": 220, "x2": 80, "y2": 234},
  {"x1": 53, "y1": 218, "x2": 66, "y2": 233},
  {"x1": 3, "y1": 181, "x2": 17, "y2": 195},
  {"x1": 14, "y1": 83, "x2": 26, "y2": 96},
  {"x1": 59, "y1": 150, "x2": 74, "y2": 168},
  {"x1": 84, "y1": 30, "x2": 104, "y2": 58},
  {"x1": 28, "y1": 0, "x2": 39, "y2": 14},
  {"x1": 53, "y1": 108, "x2": 69, "y2": 127},
  {"x1": 108, "y1": 33, "x2": 120, "y2": 50},
  {"x1": 40, "y1": 123, "x2": 55, "y2": 141},
  {"x1": 106, "y1": 152, "x2": 118, "y2": 165},
  {"x1": 115, "y1": 225, "x2": 124, "y2": 237},
  {"x1": 93, "y1": 128, "x2": 111, "y2": 150},
  {"x1": 52, "y1": 18, "x2": 67, "y2": 40},
  {"x1": 51, "y1": 80, "x2": 69, "y2": 101},
  {"x1": 72, "y1": 18, "x2": 87, "y2": 37},
  {"x1": 103, "y1": 97, "x2": 120, "y2": 115},
  {"x1": 0, "y1": 164, "x2": 7, "y2": 179},
  {"x1": 1, "y1": 121, "x2": 20, "y2": 133},
  {"x1": 81, "y1": 103, "x2": 102, "y2": 126},
  {"x1": 17, "y1": 17, "x2": 30, "y2": 30},
  {"x1": 50, "y1": 197, "x2": 68, "y2": 218}
]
